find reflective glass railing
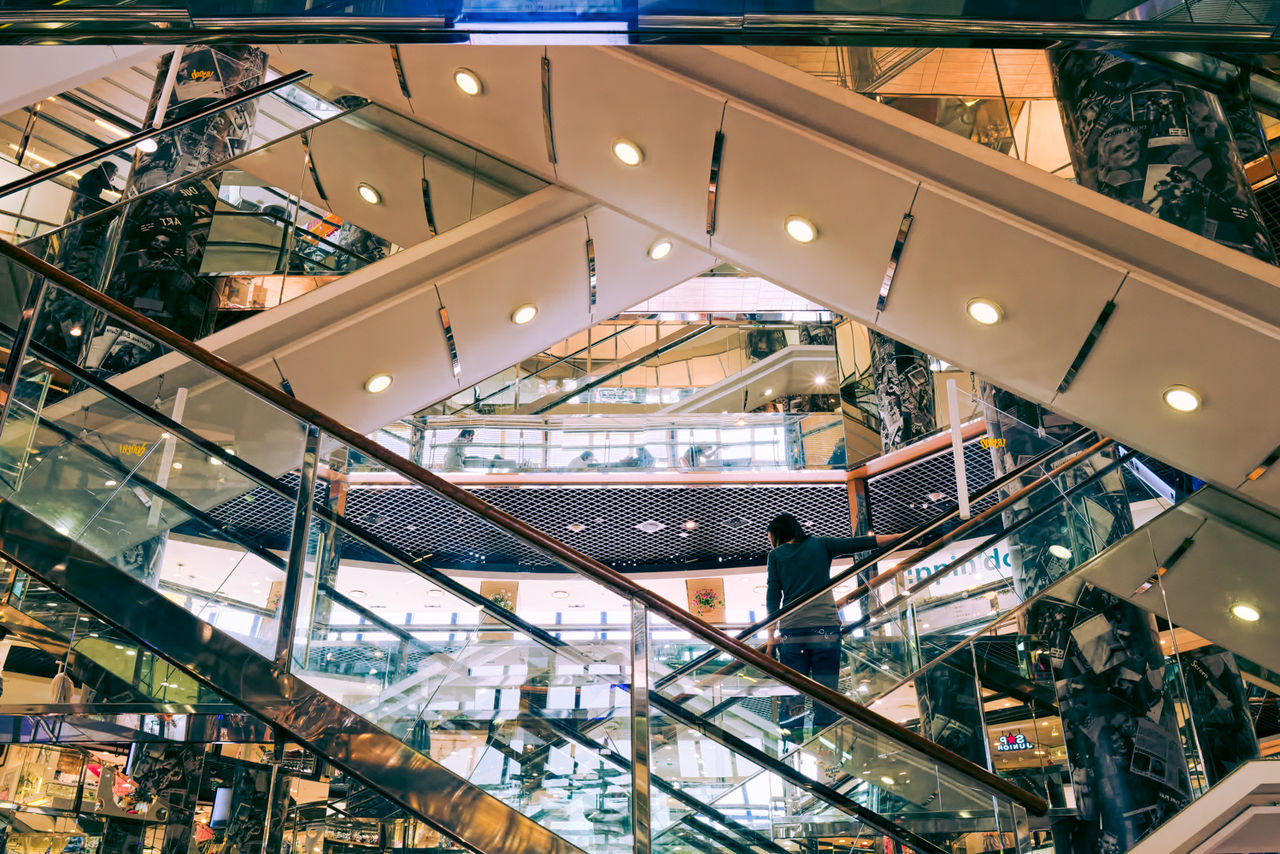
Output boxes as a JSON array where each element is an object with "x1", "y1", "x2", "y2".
[
  {"x1": 9, "y1": 99, "x2": 544, "y2": 360},
  {"x1": 872, "y1": 483, "x2": 1280, "y2": 851},
  {"x1": 0, "y1": 239, "x2": 1047, "y2": 852},
  {"x1": 0, "y1": 71, "x2": 336, "y2": 241},
  {"x1": 374, "y1": 411, "x2": 844, "y2": 475}
]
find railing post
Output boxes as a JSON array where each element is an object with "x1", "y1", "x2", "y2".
[
  {"x1": 631, "y1": 600, "x2": 651, "y2": 854},
  {"x1": 0, "y1": 271, "x2": 46, "y2": 431},
  {"x1": 275, "y1": 426, "x2": 321, "y2": 671}
]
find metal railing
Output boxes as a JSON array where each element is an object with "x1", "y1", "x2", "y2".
[{"x1": 0, "y1": 235, "x2": 1049, "y2": 815}]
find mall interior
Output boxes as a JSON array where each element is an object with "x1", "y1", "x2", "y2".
[{"x1": 0, "y1": 4, "x2": 1273, "y2": 854}]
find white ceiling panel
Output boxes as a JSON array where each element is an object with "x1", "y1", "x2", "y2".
[
  {"x1": 549, "y1": 46, "x2": 725, "y2": 242},
  {"x1": 710, "y1": 103, "x2": 920, "y2": 313},
  {"x1": 1051, "y1": 273, "x2": 1280, "y2": 492},
  {"x1": 873, "y1": 183, "x2": 1127, "y2": 402}
]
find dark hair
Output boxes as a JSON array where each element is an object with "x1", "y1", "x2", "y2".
[
  {"x1": 458, "y1": 429, "x2": 475, "y2": 440},
  {"x1": 768, "y1": 513, "x2": 808, "y2": 545}
]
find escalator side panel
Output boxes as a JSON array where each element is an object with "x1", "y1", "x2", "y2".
[{"x1": 0, "y1": 499, "x2": 583, "y2": 854}]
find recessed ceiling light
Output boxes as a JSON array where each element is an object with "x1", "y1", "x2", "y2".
[
  {"x1": 1232, "y1": 603, "x2": 1261, "y2": 622},
  {"x1": 612, "y1": 138, "x2": 644, "y2": 167},
  {"x1": 171, "y1": 461, "x2": 182, "y2": 470},
  {"x1": 364, "y1": 373, "x2": 393, "y2": 393},
  {"x1": 209, "y1": 456, "x2": 222, "y2": 466},
  {"x1": 104, "y1": 480, "x2": 117, "y2": 487},
  {"x1": 683, "y1": 520, "x2": 698, "y2": 530},
  {"x1": 349, "y1": 589, "x2": 366, "y2": 599},
  {"x1": 1163, "y1": 385, "x2": 1201, "y2": 412},
  {"x1": 764, "y1": 388, "x2": 773, "y2": 396},
  {"x1": 880, "y1": 776, "x2": 895, "y2": 786},
  {"x1": 813, "y1": 374, "x2": 827, "y2": 386},
  {"x1": 647, "y1": 238, "x2": 673, "y2": 261},
  {"x1": 453, "y1": 67, "x2": 483, "y2": 96},
  {"x1": 784, "y1": 215, "x2": 817, "y2": 243},
  {"x1": 357, "y1": 183, "x2": 382, "y2": 205},
  {"x1": 551, "y1": 590, "x2": 570, "y2": 599},
  {"x1": 137, "y1": 137, "x2": 158, "y2": 154},
  {"x1": 966, "y1": 298, "x2": 1004, "y2": 325},
  {"x1": 511, "y1": 304, "x2": 538, "y2": 325},
  {"x1": 1048, "y1": 544, "x2": 1072, "y2": 560},
  {"x1": 69, "y1": 325, "x2": 82, "y2": 337}
]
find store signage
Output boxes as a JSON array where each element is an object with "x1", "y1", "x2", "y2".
[
  {"x1": 996, "y1": 733, "x2": 1034, "y2": 753},
  {"x1": 119, "y1": 442, "x2": 147, "y2": 457},
  {"x1": 978, "y1": 436, "x2": 1006, "y2": 449}
]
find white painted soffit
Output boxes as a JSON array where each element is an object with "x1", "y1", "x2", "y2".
[{"x1": 268, "y1": 43, "x2": 1280, "y2": 516}]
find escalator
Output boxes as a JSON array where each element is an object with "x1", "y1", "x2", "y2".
[{"x1": 0, "y1": 241, "x2": 1049, "y2": 852}]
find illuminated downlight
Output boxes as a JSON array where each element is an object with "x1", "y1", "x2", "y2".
[
  {"x1": 1232, "y1": 603, "x2": 1261, "y2": 622},
  {"x1": 511, "y1": 304, "x2": 538, "y2": 325},
  {"x1": 137, "y1": 138, "x2": 158, "y2": 154},
  {"x1": 357, "y1": 183, "x2": 382, "y2": 205},
  {"x1": 1048, "y1": 545, "x2": 1072, "y2": 560},
  {"x1": 1163, "y1": 385, "x2": 1201, "y2": 412},
  {"x1": 454, "y1": 68, "x2": 483, "y2": 96},
  {"x1": 966, "y1": 298, "x2": 1004, "y2": 325},
  {"x1": 784, "y1": 216, "x2": 817, "y2": 243},
  {"x1": 364, "y1": 373, "x2": 393, "y2": 394},
  {"x1": 647, "y1": 238, "x2": 673, "y2": 260},
  {"x1": 612, "y1": 138, "x2": 644, "y2": 167}
]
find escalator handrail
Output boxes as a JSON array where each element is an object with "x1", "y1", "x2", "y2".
[
  {"x1": 11, "y1": 327, "x2": 582, "y2": 662},
  {"x1": 0, "y1": 70, "x2": 312, "y2": 200},
  {"x1": 448, "y1": 321, "x2": 642, "y2": 415},
  {"x1": 0, "y1": 238, "x2": 1049, "y2": 815},
  {"x1": 18, "y1": 101, "x2": 364, "y2": 252},
  {"x1": 657, "y1": 427, "x2": 1098, "y2": 688}
]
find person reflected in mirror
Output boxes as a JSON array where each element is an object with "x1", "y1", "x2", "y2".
[
  {"x1": 442, "y1": 428, "x2": 476, "y2": 472},
  {"x1": 567, "y1": 450, "x2": 595, "y2": 471},
  {"x1": 617, "y1": 446, "x2": 655, "y2": 469},
  {"x1": 764, "y1": 512, "x2": 893, "y2": 737},
  {"x1": 681, "y1": 444, "x2": 721, "y2": 469}
]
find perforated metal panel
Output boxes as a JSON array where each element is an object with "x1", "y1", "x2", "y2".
[
  {"x1": 866, "y1": 439, "x2": 1001, "y2": 533},
  {"x1": 191, "y1": 481, "x2": 853, "y2": 572}
]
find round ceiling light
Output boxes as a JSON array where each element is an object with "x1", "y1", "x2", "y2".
[
  {"x1": 357, "y1": 182, "x2": 382, "y2": 205},
  {"x1": 683, "y1": 520, "x2": 698, "y2": 531},
  {"x1": 612, "y1": 138, "x2": 644, "y2": 167},
  {"x1": 1232, "y1": 603, "x2": 1261, "y2": 622},
  {"x1": 1048, "y1": 544, "x2": 1072, "y2": 560},
  {"x1": 511, "y1": 304, "x2": 538, "y2": 325},
  {"x1": 764, "y1": 388, "x2": 773, "y2": 397},
  {"x1": 137, "y1": 137, "x2": 158, "y2": 154},
  {"x1": 813, "y1": 374, "x2": 827, "y2": 386},
  {"x1": 453, "y1": 68, "x2": 483, "y2": 96},
  {"x1": 966, "y1": 298, "x2": 1004, "y2": 325},
  {"x1": 364, "y1": 373, "x2": 393, "y2": 394},
  {"x1": 784, "y1": 215, "x2": 817, "y2": 244},
  {"x1": 647, "y1": 238, "x2": 673, "y2": 261},
  {"x1": 1163, "y1": 385, "x2": 1201, "y2": 413},
  {"x1": 552, "y1": 590, "x2": 570, "y2": 599},
  {"x1": 69, "y1": 325, "x2": 82, "y2": 337}
]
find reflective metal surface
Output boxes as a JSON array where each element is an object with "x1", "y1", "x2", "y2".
[
  {"x1": 0, "y1": 501, "x2": 586, "y2": 854},
  {"x1": 277, "y1": 427, "x2": 320, "y2": 669},
  {"x1": 630, "y1": 602, "x2": 650, "y2": 854}
]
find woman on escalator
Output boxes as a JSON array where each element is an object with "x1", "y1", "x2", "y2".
[{"x1": 764, "y1": 513, "x2": 892, "y2": 737}]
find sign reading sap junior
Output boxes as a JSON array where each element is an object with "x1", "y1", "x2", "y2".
[
  {"x1": 996, "y1": 733, "x2": 1034, "y2": 752},
  {"x1": 875, "y1": 536, "x2": 1015, "y2": 598}
]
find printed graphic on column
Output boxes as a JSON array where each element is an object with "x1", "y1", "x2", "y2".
[
  {"x1": 1051, "y1": 50, "x2": 1275, "y2": 263},
  {"x1": 87, "y1": 47, "x2": 267, "y2": 375},
  {"x1": 1183, "y1": 645, "x2": 1260, "y2": 785},
  {"x1": 868, "y1": 331, "x2": 936, "y2": 453}
]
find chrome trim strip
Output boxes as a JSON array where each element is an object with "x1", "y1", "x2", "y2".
[
  {"x1": 1133, "y1": 535, "x2": 1195, "y2": 595},
  {"x1": 0, "y1": 503, "x2": 584, "y2": 854},
  {"x1": 438, "y1": 304, "x2": 461, "y2": 377},
  {"x1": 301, "y1": 130, "x2": 331, "y2": 206},
  {"x1": 875, "y1": 212, "x2": 913, "y2": 313},
  {"x1": 389, "y1": 45, "x2": 412, "y2": 99},
  {"x1": 630, "y1": 602, "x2": 651, "y2": 854},
  {"x1": 0, "y1": 271, "x2": 45, "y2": 432},
  {"x1": 0, "y1": 9, "x2": 189, "y2": 21},
  {"x1": 738, "y1": 14, "x2": 1273, "y2": 41},
  {"x1": 542, "y1": 55, "x2": 557, "y2": 166},
  {"x1": 1056, "y1": 299, "x2": 1116, "y2": 394},
  {"x1": 277, "y1": 427, "x2": 321, "y2": 669},
  {"x1": 706, "y1": 130, "x2": 724, "y2": 236},
  {"x1": 1248, "y1": 445, "x2": 1280, "y2": 482},
  {"x1": 14, "y1": 102, "x2": 41, "y2": 165},
  {"x1": 421, "y1": 178, "x2": 438, "y2": 237},
  {"x1": 585, "y1": 236, "x2": 597, "y2": 310}
]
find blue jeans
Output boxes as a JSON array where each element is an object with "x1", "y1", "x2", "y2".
[{"x1": 777, "y1": 626, "x2": 842, "y2": 731}]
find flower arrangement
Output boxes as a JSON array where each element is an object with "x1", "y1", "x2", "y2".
[
  {"x1": 489, "y1": 590, "x2": 514, "y2": 611},
  {"x1": 692, "y1": 588, "x2": 724, "y2": 614}
]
